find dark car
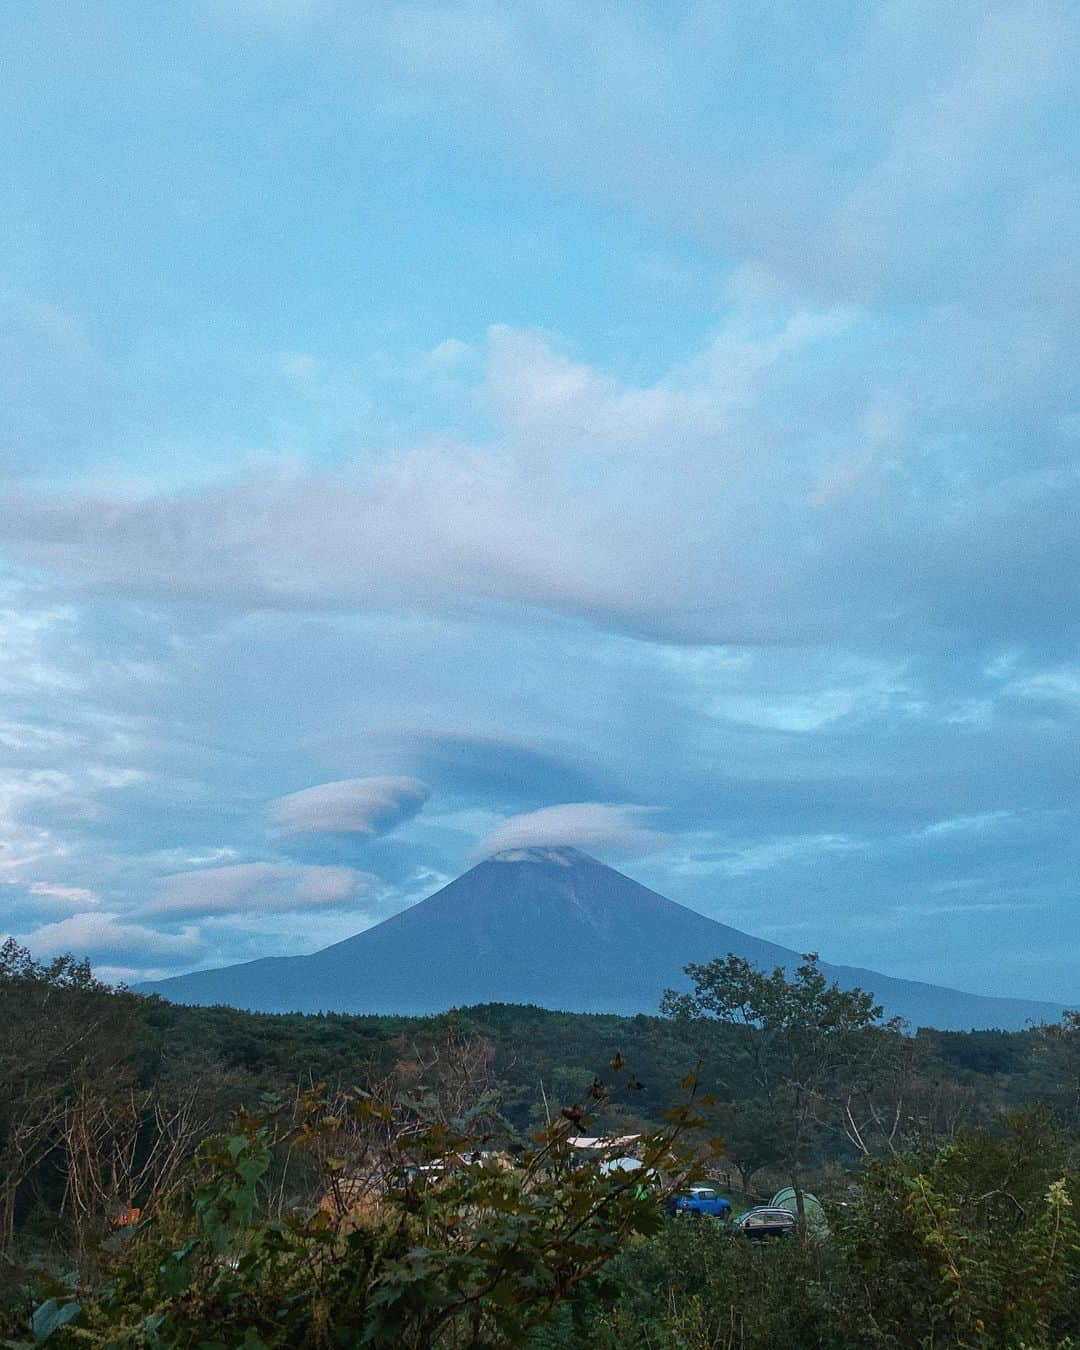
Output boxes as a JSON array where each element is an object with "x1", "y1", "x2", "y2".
[{"x1": 733, "y1": 1205, "x2": 797, "y2": 1238}]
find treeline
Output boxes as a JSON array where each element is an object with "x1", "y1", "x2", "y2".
[
  {"x1": 76, "y1": 973, "x2": 1080, "y2": 1137},
  {"x1": 1, "y1": 937, "x2": 1078, "y2": 1346}
]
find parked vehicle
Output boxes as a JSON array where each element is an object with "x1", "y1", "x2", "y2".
[
  {"x1": 667, "y1": 1186, "x2": 732, "y2": 1219},
  {"x1": 733, "y1": 1205, "x2": 797, "y2": 1238}
]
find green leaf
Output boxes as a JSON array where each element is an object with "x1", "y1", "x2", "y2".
[
  {"x1": 31, "y1": 1300, "x2": 80, "y2": 1343},
  {"x1": 159, "y1": 1238, "x2": 200, "y2": 1296},
  {"x1": 236, "y1": 1155, "x2": 268, "y2": 1183}
]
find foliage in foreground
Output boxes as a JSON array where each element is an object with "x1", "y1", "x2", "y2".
[
  {"x1": 11, "y1": 1108, "x2": 1079, "y2": 1349},
  {"x1": 536, "y1": 1108, "x2": 1080, "y2": 1349},
  {"x1": 9, "y1": 1070, "x2": 716, "y2": 1349},
  {"x1": 2, "y1": 941, "x2": 1078, "y2": 1347}
]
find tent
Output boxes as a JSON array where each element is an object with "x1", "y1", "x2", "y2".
[{"x1": 770, "y1": 1188, "x2": 829, "y2": 1235}]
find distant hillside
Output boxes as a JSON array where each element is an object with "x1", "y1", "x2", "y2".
[{"x1": 136, "y1": 847, "x2": 1065, "y2": 1031}]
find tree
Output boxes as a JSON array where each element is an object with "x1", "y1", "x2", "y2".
[
  {"x1": 662, "y1": 953, "x2": 898, "y2": 1214},
  {"x1": 59, "y1": 1078, "x2": 211, "y2": 1267},
  {"x1": 711, "y1": 1100, "x2": 785, "y2": 1196},
  {"x1": 0, "y1": 940, "x2": 136, "y2": 1255},
  {"x1": 1041, "y1": 1008, "x2": 1080, "y2": 1130},
  {"x1": 837, "y1": 1106, "x2": 1080, "y2": 1347}
]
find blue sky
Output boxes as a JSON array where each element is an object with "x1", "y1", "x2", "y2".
[{"x1": 2, "y1": 0, "x2": 1078, "y2": 1003}]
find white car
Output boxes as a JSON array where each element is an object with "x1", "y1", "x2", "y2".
[{"x1": 733, "y1": 1206, "x2": 797, "y2": 1238}]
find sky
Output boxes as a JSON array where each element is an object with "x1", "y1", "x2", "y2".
[{"x1": 1, "y1": 0, "x2": 1078, "y2": 1004}]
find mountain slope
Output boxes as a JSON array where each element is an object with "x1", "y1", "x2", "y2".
[{"x1": 135, "y1": 848, "x2": 1065, "y2": 1030}]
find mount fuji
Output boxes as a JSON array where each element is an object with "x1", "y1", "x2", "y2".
[{"x1": 134, "y1": 847, "x2": 1064, "y2": 1031}]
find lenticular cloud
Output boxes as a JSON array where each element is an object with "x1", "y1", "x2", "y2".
[
  {"x1": 473, "y1": 802, "x2": 668, "y2": 861},
  {"x1": 270, "y1": 776, "x2": 431, "y2": 837}
]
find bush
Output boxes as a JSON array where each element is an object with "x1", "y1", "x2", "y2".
[{"x1": 11, "y1": 1069, "x2": 717, "y2": 1348}]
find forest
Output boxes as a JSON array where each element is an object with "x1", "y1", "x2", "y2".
[{"x1": 1, "y1": 937, "x2": 1077, "y2": 1347}]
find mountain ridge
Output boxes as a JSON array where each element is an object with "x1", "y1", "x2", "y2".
[{"x1": 135, "y1": 847, "x2": 1066, "y2": 1031}]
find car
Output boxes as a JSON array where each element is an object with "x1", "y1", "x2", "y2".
[
  {"x1": 667, "y1": 1186, "x2": 732, "y2": 1219},
  {"x1": 733, "y1": 1205, "x2": 798, "y2": 1239}
]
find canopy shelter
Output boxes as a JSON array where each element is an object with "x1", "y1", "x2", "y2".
[{"x1": 566, "y1": 1135, "x2": 641, "y2": 1151}]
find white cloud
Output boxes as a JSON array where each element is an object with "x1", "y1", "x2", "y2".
[
  {"x1": 28, "y1": 882, "x2": 99, "y2": 907},
  {"x1": 3, "y1": 290, "x2": 1077, "y2": 654},
  {"x1": 919, "y1": 811, "x2": 1015, "y2": 838},
  {"x1": 232, "y1": 1, "x2": 1079, "y2": 315},
  {"x1": 1008, "y1": 667, "x2": 1080, "y2": 707},
  {"x1": 270, "y1": 776, "x2": 430, "y2": 836},
  {"x1": 426, "y1": 337, "x2": 472, "y2": 368},
  {"x1": 667, "y1": 650, "x2": 923, "y2": 733},
  {"x1": 482, "y1": 314, "x2": 851, "y2": 449},
  {"x1": 473, "y1": 802, "x2": 668, "y2": 861},
  {"x1": 140, "y1": 862, "x2": 374, "y2": 919},
  {"x1": 826, "y1": 4, "x2": 1076, "y2": 298},
  {"x1": 711, "y1": 834, "x2": 862, "y2": 878},
  {"x1": 14, "y1": 911, "x2": 203, "y2": 964}
]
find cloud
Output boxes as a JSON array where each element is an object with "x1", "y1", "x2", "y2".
[
  {"x1": 139, "y1": 862, "x2": 374, "y2": 919},
  {"x1": 2, "y1": 297, "x2": 1079, "y2": 652},
  {"x1": 224, "y1": 1, "x2": 1078, "y2": 312},
  {"x1": 270, "y1": 777, "x2": 430, "y2": 837},
  {"x1": 473, "y1": 803, "x2": 669, "y2": 861},
  {"x1": 13, "y1": 911, "x2": 203, "y2": 964},
  {"x1": 1, "y1": 1, "x2": 1079, "y2": 1003},
  {"x1": 711, "y1": 834, "x2": 863, "y2": 878},
  {"x1": 28, "y1": 882, "x2": 100, "y2": 907},
  {"x1": 920, "y1": 811, "x2": 1015, "y2": 839},
  {"x1": 336, "y1": 728, "x2": 612, "y2": 803}
]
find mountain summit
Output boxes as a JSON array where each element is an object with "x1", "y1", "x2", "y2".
[{"x1": 135, "y1": 848, "x2": 1063, "y2": 1030}]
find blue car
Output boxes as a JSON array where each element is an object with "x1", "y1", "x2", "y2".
[{"x1": 669, "y1": 1186, "x2": 732, "y2": 1219}]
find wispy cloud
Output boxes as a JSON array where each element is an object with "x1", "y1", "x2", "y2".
[
  {"x1": 27, "y1": 882, "x2": 99, "y2": 907},
  {"x1": 1, "y1": 293, "x2": 1078, "y2": 650},
  {"x1": 139, "y1": 862, "x2": 374, "y2": 920},
  {"x1": 710, "y1": 834, "x2": 863, "y2": 878},
  {"x1": 920, "y1": 811, "x2": 1015, "y2": 839}
]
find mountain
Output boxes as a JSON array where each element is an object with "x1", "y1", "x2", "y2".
[{"x1": 135, "y1": 847, "x2": 1065, "y2": 1030}]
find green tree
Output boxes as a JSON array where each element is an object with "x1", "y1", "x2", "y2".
[
  {"x1": 711, "y1": 1099, "x2": 786, "y2": 1196},
  {"x1": 837, "y1": 1106, "x2": 1080, "y2": 1346},
  {"x1": 1041, "y1": 1008, "x2": 1080, "y2": 1130},
  {"x1": 662, "y1": 953, "x2": 898, "y2": 1214}
]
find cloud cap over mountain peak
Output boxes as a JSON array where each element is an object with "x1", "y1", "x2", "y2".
[{"x1": 473, "y1": 803, "x2": 669, "y2": 862}]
